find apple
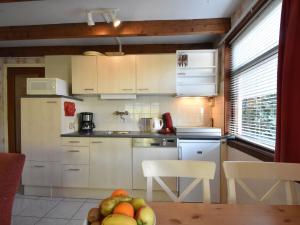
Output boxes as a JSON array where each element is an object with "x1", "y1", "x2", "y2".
[
  {"x1": 131, "y1": 198, "x2": 147, "y2": 211},
  {"x1": 135, "y1": 206, "x2": 155, "y2": 225}
]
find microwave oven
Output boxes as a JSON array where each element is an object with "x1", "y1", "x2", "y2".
[{"x1": 27, "y1": 78, "x2": 68, "y2": 95}]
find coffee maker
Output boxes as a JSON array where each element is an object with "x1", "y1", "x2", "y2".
[{"x1": 79, "y1": 112, "x2": 95, "y2": 133}]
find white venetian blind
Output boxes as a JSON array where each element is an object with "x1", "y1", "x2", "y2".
[
  {"x1": 232, "y1": 1, "x2": 282, "y2": 71},
  {"x1": 229, "y1": 0, "x2": 282, "y2": 149}
]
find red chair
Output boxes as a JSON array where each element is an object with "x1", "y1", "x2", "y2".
[{"x1": 0, "y1": 153, "x2": 25, "y2": 225}]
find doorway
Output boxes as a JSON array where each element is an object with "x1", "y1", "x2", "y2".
[{"x1": 7, "y1": 67, "x2": 45, "y2": 153}]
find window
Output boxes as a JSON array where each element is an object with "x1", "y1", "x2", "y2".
[{"x1": 229, "y1": 1, "x2": 282, "y2": 150}]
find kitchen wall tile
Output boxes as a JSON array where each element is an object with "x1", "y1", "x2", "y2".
[{"x1": 77, "y1": 95, "x2": 213, "y2": 131}]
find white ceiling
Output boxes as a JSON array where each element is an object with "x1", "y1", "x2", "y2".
[{"x1": 0, "y1": 0, "x2": 239, "y2": 47}]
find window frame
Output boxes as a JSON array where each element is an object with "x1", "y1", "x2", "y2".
[{"x1": 224, "y1": 1, "x2": 282, "y2": 160}]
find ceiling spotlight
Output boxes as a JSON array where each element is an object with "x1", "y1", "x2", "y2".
[
  {"x1": 113, "y1": 19, "x2": 121, "y2": 27},
  {"x1": 86, "y1": 8, "x2": 121, "y2": 28},
  {"x1": 110, "y1": 12, "x2": 121, "y2": 27},
  {"x1": 87, "y1": 12, "x2": 95, "y2": 26}
]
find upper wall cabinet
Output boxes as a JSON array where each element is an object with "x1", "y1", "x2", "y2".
[
  {"x1": 136, "y1": 54, "x2": 176, "y2": 94},
  {"x1": 176, "y1": 50, "x2": 218, "y2": 96},
  {"x1": 45, "y1": 55, "x2": 71, "y2": 85},
  {"x1": 98, "y1": 55, "x2": 136, "y2": 94},
  {"x1": 71, "y1": 56, "x2": 98, "y2": 94}
]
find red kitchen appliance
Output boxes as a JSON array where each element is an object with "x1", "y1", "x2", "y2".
[{"x1": 159, "y1": 112, "x2": 174, "y2": 134}]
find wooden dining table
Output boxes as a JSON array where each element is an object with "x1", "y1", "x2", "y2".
[{"x1": 149, "y1": 202, "x2": 300, "y2": 225}]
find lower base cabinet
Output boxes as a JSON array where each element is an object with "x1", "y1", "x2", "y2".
[
  {"x1": 89, "y1": 138, "x2": 132, "y2": 189},
  {"x1": 22, "y1": 161, "x2": 62, "y2": 187},
  {"x1": 62, "y1": 165, "x2": 89, "y2": 188}
]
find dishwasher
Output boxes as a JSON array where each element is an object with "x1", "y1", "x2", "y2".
[
  {"x1": 177, "y1": 127, "x2": 221, "y2": 203},
  {"x1": 132, "y1": 138, "x2": 178, "y2": 192}
]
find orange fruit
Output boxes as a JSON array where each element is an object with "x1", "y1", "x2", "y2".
[
  {"x1": 113, "y1": 202, "x2": 134, "y2": 218},
  {"x1": 111, "y1": 189, "x2": 128, "y2": 197}
]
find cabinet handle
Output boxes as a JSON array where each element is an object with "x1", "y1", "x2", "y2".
[
  {"x1": 68, "y1": 150, "x2": 80, "y2": 153},
  {"x1": 91, "y1": 141, "x2": 103, "y2": 144},
  {"x1": 68, "y1": 168, "x2": 80, "y2": 171},
  {"x1": 46, "y1": 101, "x2": 57, "y2": 104},
  {"x1": 69, "y1": 141, "x2": 80, "y2": 143},
  {"x1": 197, "y1": 151, "x2": 203, "y2": 154},
  {"x1": 122, "y1": 89, "x2": 133, "y2": 91},
  {"x1": 33, "y1": 165, "x2": 45, "y2": 168},
  {"x1": 138, "y1": 88, "x2": 149, "y2": 91},
  {"x1": 84, "y1": 88, "x2": 94, "y2": 91}
]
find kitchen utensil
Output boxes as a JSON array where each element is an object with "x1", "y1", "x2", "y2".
[{"x1": 150, "y1": 118, "x2": 163, "y2": 133}]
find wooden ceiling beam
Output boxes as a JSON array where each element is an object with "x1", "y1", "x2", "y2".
[
  {"x1": 0, "y1": 0, "x2": 38, "y2": 3},
  {"x1": 0, "y1": 43, "x2": 213, "y2": 57},
  {"x1": 0, "y1": 18, "x2": 230, "y2": 41}
]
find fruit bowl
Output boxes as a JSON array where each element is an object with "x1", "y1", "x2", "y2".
[
  {"x1": 85, "y1": 189, "x2": 156, "y2": 225},
  {"x1": 83, "y1": 217, "x2": 156, "y2": 225}
]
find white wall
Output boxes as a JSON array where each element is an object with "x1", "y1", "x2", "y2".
[
  {"x1": 77, "y1": 95, "x2": 213, "y2": 132},
  {"x1": 227, "y1": 146, "x2": 300, "y2": 204}
]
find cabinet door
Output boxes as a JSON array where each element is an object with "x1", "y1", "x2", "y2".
[
  {"x1": 22, "y1": 161, "x2": 62, "y2": 187},
  {"x1": 42, "y1": 99, "x2": 62, "y2": 162},
  {"x1": 62, "y1": 165, "x2": 89, "y2": 188},
  {"x1": 71, "y1": 56, "x2": 98, "y2": 94},
  {"x1": 98, "y1": 56, "x2": 136, "y2": 94},
  {"x1": 45, "y1": 55, "x2": 71, "y2": 86},
  {"x1": 136, "y1": 54, "x2": 176, "y2": 94},
  {"x1": 21, "y1": 98, "x2": 61, "y2": 162},
  {"x1": 89, "y1": 138, "x2": 132, "y2": 189}
]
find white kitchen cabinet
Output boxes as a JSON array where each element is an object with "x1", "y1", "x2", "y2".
[
  {"x1": 21, "y1": 98, "x2": 61, "y2": 162},
  {"x1": 62, "y1": 165, "x2": 89, "y2": 188},
  {"x1": 176, "y1": 49, "x2": 218, "y2": 96},
  {"x1": 22, "y1": 161, "x2": 62, "y2": 187},
  {"x1": 89, "y1": 138, "x2": 132, "y2": 189},
  {"x1": 21, "y1": 97, "x2": 79, "y2": 188},
  {"x1": 62, "y1": 146, "x2": 89, "y2": 165},
  {"x1": 45, "y1": 55, "x2": 71, "y2": 86},
  {"x1": 136, "y1": 54, "x2": 176, "y2": 94},
  {"x1": 71, "y1": 56, "x2": 98, "y2": 94},
  {"x1": 98, "y1": 55, "x2": 136, "y2": 94}
]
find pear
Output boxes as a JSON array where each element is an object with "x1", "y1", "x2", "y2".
[
  {"x1": 131, "y1": 198, "x2": 147, "y2": 211},
  {"x1": 135, "y1": 206, "x2": 155, "y2": 225},
  {"x1": 102, "y1": 214, "x2": 137, "y2": 225},
  {"x1": 112, "y1": 196, "x2": 133, "y2": 203},
  {"x1": 100, "y1": 198, "x2": 119, "y2": 216}
]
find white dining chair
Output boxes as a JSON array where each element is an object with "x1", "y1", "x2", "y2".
[
  {"x1": 142, "y1": 160, "x2": 216, "y2": 203},
  {"x1": 223, "y1": 161, "x2": 300, "y2": 205}
]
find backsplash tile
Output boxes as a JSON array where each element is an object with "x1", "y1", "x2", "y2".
[{"x1": 77, "y1": 95, "x2": 212, "y2": 131}]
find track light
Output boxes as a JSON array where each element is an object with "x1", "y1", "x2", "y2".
[
  {"x1": 87, "y1": 12, "x2": 95, "y2": 26},
  {"x1": 86, "y1": 8, "x2": 121, "y2": 28}
]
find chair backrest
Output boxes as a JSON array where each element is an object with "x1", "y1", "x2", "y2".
[
  {"x1": 142, "y1": 160, "x2": 216, "y2": 203},
  {"x1": 0, "y1": 153, "x2": 25, "y2": 225},
  {"x1": 223, "y1": 161, "x2": 300, "y2": 205}
]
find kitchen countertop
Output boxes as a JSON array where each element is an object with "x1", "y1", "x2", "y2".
[{"x1": 61, "y1": 131, "x2": 222, "y2": 139}]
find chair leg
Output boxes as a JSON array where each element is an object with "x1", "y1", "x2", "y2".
[
  {"x1": 147, "y1": 177, "x2": 153, "y2": 202},
  {"x1": 285, "y1": 181, "x2": 298, "y2": 205},
  {"x1": 227, "y1": 178, "x2": 237, "y2": 204}
]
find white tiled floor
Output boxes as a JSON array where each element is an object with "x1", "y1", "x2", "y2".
[{"x1": 12, "y1": 194, "x2": 101, "y2": 225}]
